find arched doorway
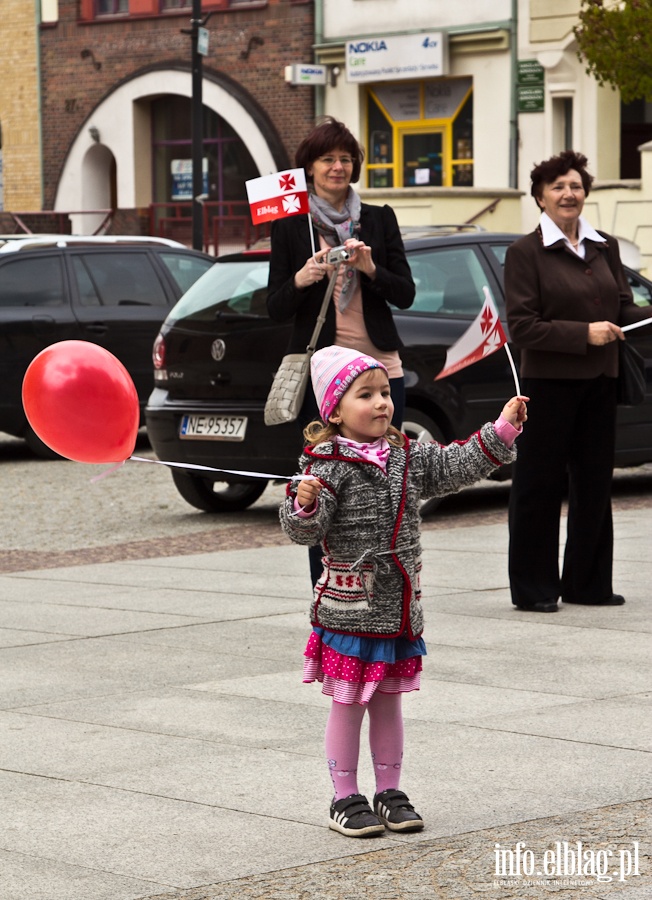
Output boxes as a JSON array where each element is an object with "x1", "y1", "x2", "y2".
[
  {"x1": 55, "y1": 68, "x2": 279, "y2": 242},
  {"x1": 74, "y1": 142, "x2": 116, "y2": 234}
]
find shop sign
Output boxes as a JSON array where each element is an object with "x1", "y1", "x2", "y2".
[
  {"x1": 171, "y1": 159, "x2": 208, "y2": 201},
  {"x1": 518, "y1": 85, "x2": 544, "y2": 113},
  {"x1": 517, "y1": 59, "x2": 544, "y2": 113},
  {"x1": 346, "y1": 32, "x2": 448, "y2": 84},
  {"x1": 284, "y1": 64, "x2": 329, "y2": 86}
]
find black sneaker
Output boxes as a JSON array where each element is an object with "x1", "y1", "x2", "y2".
[
  {"x1": 373, "y1": 789, "x2": 424, "y2": 832},
  {"x1": 329, "y1": 793, "x2": 385, "y2": 837}
]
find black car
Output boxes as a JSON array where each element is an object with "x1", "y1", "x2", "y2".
[
  {"x1": 145, "y1": 230, "x2": 652, "y2": 511},
  {"x1": 0, "y1": 235, "x2": 215, "y2": 455}
]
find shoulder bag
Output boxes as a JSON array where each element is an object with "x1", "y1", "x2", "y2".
[
  {"x1": 599, "y1": 235, "x2": 647, "y2": 407},
  {"x1": 264, "y1": 269, "x2": 338, "y2": 426},
  {"x1": 617, "y1": 340, "x2": 646, "y2": 406}
]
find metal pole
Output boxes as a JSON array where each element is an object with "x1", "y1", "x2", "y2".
[{"x1": 191, "y1": 0, "x2": 203, "y2": 251}]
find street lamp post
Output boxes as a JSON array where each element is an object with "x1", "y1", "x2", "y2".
[
  {"x1": 191, "y1": 0, "x2": 203, "y2": 252},
  {"x1": 182, "y1": 0, "x2": 205, "y2": 252}
]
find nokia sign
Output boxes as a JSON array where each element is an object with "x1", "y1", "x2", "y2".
[{"x1": 345, "y1": 32, "x2": 447, "y2": 84}]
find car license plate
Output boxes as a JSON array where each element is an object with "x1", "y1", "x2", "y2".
[{"x1": 179, "y1": 414, "x2": 247, "y2": 441}]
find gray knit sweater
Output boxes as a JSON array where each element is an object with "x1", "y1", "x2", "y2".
[{"x1": 280, "y1": 424, "x2": 516, "y2": 638}]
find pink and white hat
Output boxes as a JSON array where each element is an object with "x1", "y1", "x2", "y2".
[{"x1": 310, "y1": 345, "x2": 387, "y2": 422}]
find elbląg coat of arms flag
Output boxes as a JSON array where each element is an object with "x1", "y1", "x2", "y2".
[{"x1": 245, "y1": 168, "x2": 309, "y2": 225}]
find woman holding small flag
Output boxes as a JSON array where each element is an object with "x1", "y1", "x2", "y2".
[
  {"x1": 267, "y1": 117, "x2": 415, "y2": 584},
  {"x1": 505, "y1": 150, "x2": 651, "y2": 613}
]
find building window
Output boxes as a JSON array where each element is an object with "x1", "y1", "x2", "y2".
[
  {"x1": 95, "y1": 0, "x2": 128, "y2": 14},
  {"x1": 160, "y1": 0, "x2": 191, "y2": 9},
  {"x1": 552, "y1": 96, "x2": 573, "y2": 156},
  {"x1": 151, "y1": 95, "x2": 258, "y2": 208},
  {"x1": 366, "y1": 77, "x2": 473, "y2": 188}
]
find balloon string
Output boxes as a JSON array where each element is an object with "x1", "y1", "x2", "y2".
[
  {"x1": 91, "y1": 455, "x2": 312, "y2": 483},
  {"x1": 90, "y1": 460, "x2": 126, "y2": 483}
]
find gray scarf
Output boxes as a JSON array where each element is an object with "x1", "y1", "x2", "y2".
[{"x1": 309, "y1": 188, "x2": 361, "y2": 311}]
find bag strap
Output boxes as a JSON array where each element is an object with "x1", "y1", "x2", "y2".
[{"x1": 306, "y1": 268, "x2": 339, "y2": 353}]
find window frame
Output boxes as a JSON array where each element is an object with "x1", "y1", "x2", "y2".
[{"x1": 365, "y1": 79, "x2": 474, "y2": 189}]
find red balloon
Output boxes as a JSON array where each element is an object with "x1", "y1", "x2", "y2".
[{"x1": 22, "y1": 341, "x2": 140, "y2": 463}]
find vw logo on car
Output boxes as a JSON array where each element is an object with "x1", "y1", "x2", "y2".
[{"x1": 211, "y1": 339, "x2": 226, "y2": 362}]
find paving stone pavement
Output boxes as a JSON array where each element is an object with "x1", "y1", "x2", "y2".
[
  {"x1": 1, "y1": 440, "x2": 650, "y2": 900},
  {"x1": 144, "y1": 799, "x2": 651, "y2": 899}
]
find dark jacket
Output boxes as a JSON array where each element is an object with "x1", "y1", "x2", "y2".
[
  {"x1": 266, "y1": 203, "x2": 415, "y2": 354},
  {"x1": 505, "y1": 228, "x2": 649, "y2": 379},
  {"x1": 279, "y1": 425, "x2": 516, "y2": 638}
]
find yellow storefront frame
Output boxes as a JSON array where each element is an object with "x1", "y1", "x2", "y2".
[{"x1": 364, "y1": 81, "x2": 473, "y2": 189}]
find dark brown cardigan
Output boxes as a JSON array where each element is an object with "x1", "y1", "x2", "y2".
[{"x1": 505, "y1": 228, "x2": 648, "y2": 379}]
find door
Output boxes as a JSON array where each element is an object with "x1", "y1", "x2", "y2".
[
  {"x1": 0, "y1": 252, "x2": 81, "y2": 434},
  {"x1": 68, "y1": 250, "x2": 173, "y2": 408}
]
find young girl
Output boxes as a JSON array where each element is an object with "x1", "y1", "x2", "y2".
[{"x1": 279, "y1": 345, "x2": 527, "y2": 838}]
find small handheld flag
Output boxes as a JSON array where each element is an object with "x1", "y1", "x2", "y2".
[
  {"x1": 435, "y1": 286, "x2": 521, "y2": 396},
  {"x1": 435, "y1": 286, "x2": 507, "y2": 379},
  {"x1": 245, "y1": 168, "x2": 309, "y2": 226}
]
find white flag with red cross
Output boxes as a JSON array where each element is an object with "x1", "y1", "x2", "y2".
[
  {"x1": 435, "y1": 286, "x2": 508, "y2": 380},
  {"x1": 245, "y1": 168, "x2": 309, "y2": 225}
]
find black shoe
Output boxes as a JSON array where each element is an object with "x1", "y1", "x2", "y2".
[
  {"x1": 329, "y1": 794, "x2": 385, "y2": 837},
  {"x1": 563, "y1": 594, "x2": 625, "y2": 606},
  {"x1": 373, "y1": 789, "x2": 424, "y2": 833},
  {"x1": 513, "y1": 600, "x2": 558, "y2": 613}
]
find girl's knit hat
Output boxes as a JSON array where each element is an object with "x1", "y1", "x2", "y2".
[{"x1": 310, "y1": 345, "x2": 387, "y2": 421}]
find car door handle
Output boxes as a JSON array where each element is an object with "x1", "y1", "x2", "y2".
[
  {"x1": 32, "y1": 315, "x2": 57, "y2": 338},
  {"x1": 84, "y1": 323, "x2": 108, "y2": 335}
]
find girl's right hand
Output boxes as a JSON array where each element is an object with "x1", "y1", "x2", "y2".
[
  {"x1": 501, "y1": 395, "x2": 529, "y2": 428},
  {"x1": 294, "y1": 251, "x2": 330, "y2": 290},
  {"x1": 297, "y1": 477, "x2": 323, "y2": 510}
]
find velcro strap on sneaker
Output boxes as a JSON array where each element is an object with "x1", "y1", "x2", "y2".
[
  {"x1": 334, "y1": 794, "x2": 373, "y2": 816},
  {"x1": 377, "y1": 789, "x2": 414, "y2": 811}
]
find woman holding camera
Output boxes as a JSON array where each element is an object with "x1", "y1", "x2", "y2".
[{"x1": 267, "y1": 117, "x2": 415, "y2": 430}]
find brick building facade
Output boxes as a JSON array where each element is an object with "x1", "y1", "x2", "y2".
[
  {"x1": 0, "y1": 1, "x2": 42, "y2": 211},
  {"x1": 37, "y1": 0, "x2": 315, "y2": 238}
]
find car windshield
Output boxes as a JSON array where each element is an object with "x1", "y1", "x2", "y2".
[{"x1": 165, "y1": 259, "x2": 270, "y2": 323}]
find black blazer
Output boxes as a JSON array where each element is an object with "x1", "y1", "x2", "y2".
[{"x1": 266, "y1": 203, "x2": 415, "y2": 354}]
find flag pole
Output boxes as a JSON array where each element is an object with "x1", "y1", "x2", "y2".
[
  {"x1": 505, "y1": 343, "x2": 522, "y2": 397},
  {"x1": 308, "y1": 213, "x2": 317, "y2": 259},
  {"x1": 622, "y1": 316, "x2": 652, "y2": 333}
]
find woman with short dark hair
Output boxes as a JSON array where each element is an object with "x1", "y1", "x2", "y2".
[
  {"x1": 505, "y1": 150, "x2": 650, "y2": 612},
  {"x1": 267, "y1": 116, "x2": 415, "y2": 585}
]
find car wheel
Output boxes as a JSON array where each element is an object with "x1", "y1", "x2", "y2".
[
  {"x1": 24, "y1": 425, "x2": 64, "y2": 460},
  {"x1": 402, "y1": 408, "x2": 447, "y2": 515},
  {"x1": 402, "y1": 408, "x2": 446, "y2": 445},
  {"x1": 171, "y1": 469, "x2": 268, "y2": 512}
]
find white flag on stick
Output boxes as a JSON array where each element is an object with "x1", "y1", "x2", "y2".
[
  {"x1": 435, "y1": 286, "x2": 508, "y2": 380},
  {"x1": 245, "y1": 168, "x2": 309, "y2": 225}
]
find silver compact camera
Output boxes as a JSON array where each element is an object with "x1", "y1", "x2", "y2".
[{"x1": 325, "y1": 245, "x2": 350, "y2": 265}]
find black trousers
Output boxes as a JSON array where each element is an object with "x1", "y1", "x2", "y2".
[
  {"x1": 301, "y1": 377, "x2": 406, "y2": 588},
  {"x1": 508, "y1": 375, "x2": 617, "y2": 607}
]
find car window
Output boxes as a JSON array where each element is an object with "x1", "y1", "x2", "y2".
[
  {"x1": 71, "y1": 253, "x2": 168, "y2": 307},
  {"x1": 159, "y1": 252, "x2": 214, "y2": 294},
  {"x1": 0, "y1": 256, "x2": 65, "y2": 307},
  {"x1": 168, "y1": 260, "x2": 271, "y2": 322},
  {"x1": 486, "y1": 244, "x2": 509, "y2": 266},
  {"x1": 627, "y1": 271, "x2": 652, "y2": 308},
  {"x1": 407, "y1": 247, "x2": 490, "y2": 316}
]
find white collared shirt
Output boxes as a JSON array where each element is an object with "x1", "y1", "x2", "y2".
[{"x1": 539, "y1": 211, "x2": 606, "y2": 259}]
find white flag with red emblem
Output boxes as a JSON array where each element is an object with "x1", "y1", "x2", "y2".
[
  {"x1": 245, "y1": 168, "x2": 309, "y2": 225},
  {"x1": 435, "y1": 286, "x2": 508, "y2": 380}
]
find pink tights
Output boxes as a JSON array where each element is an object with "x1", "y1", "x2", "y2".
[{"x1": 324, "y1": 692, "x2": 405, "y2": 801}]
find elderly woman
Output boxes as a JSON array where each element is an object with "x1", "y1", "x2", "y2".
[
  {"x1": 505, "y1": 150, "x2": 650, "y2": 612},
  {"x1": 266, "y1": 116, "x2": 415, "y2": 428}
]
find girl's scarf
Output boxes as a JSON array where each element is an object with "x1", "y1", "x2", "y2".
[
  {"x1": 309, "y1": 187, "x2": 361, "y2": 311},
  {"x1": 335, "y1": 435, "x2": 390, "y2": 473}
]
